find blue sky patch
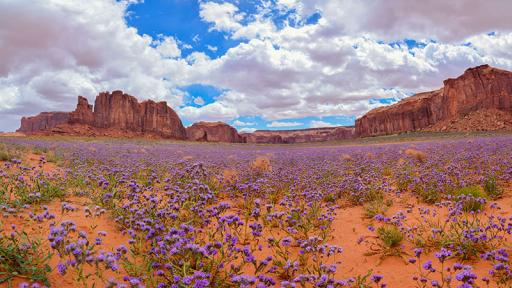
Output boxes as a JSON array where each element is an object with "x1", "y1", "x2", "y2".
[
  {"x1": 180, "y1": 84, "x2": 224, "y2": 107},
  {"x1": 126, "y1": 0, "x2": 244, "y2": 58}
]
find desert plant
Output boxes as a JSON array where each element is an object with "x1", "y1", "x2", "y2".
[
  {"x1": 364, "y1": 198, "x2": 391, "y2": 219},
  {"x1": 377, "y1": 225, "x2": 404, "y2": 248},
  {"x1": 0, "y1": 150, "x2": 11, "y2": 162},
  {"x1": 417, "y1": 186, "x2": 442, "y2": 204},
  {"x1": 0, "y1": 229, "x2": 52, "y2": 286},
  {"x1": 483, "y1": 176, "x2": 503, "y2": 200},
  {"x1": 365, "y1": 225, "x2": 406, "y2": 262},
  {"x1": 454, "y1": 186, "x2": 487, "y2": 212},
  {"x1": 405, "y1": 148, "x2": 426, "y2": 163},
  {"x1": 251, "y1": 155, "x2": 272, "y2": 173}
]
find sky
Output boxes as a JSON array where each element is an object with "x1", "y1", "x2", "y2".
[{"x1": 1, "y1": 0, "x2": 512, "y2": 132}]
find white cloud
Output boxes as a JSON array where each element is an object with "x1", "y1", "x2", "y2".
[
  {"x1": 233, "y1": 120, "x2": 256, "y2": 126},
  {"x1": 155, "y1": 36, "x2": 181, "y2": 58},
  {"x1": 207, "y1": 45, "x2": 218, "y2": 52},
  {"x1": 267, "y1": 121, "x2": 303, "y2": 128},
  {"x1": 239, "y1": 127, "x2": 257, "y2": 133},
  {"x1": 178, "y1": 101, "x2": 238, "y2": 122},
  {"x1": 291, "y1": 0, "x2": 512, "y2": 42},
  {"x1": 193, "y1": 96, "x2": 205, "y2": 106},
  {"x1": 199, "y1": 1, "x2": 244, "y2": 33},
  {"x1": 309, "y1": 120, "x2": 336, "y2": 128}
]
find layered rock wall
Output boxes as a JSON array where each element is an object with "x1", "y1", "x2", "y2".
[
  {"x1": 18, "y1": 91, "x2": 187, "y2": 139},
  {"x1": 356, "y1": 65, "x2": 512, "y2": 137},
  {"x1": 244, "y1": 126, "x2": 355, "y2": 144},
  {"x1": 18, "y1": 112, "x2": 70, "y2": 133}
]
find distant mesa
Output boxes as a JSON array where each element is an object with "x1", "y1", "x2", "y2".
[
  {"x1": 18, "y1": 90, "x2": 187, "y2": 139},
  {"x1": 16, "y1": 65, "x2": 512, "y2": 143},
  {"x1": 355, "y1": 64, "x2": 512, "y2": 137},
  {"x1": 242, "y1": 126, "x2": 356, "y2": 144},
  {"x1": 186, "y1": 121, "x2": 244, "y2": 143}
]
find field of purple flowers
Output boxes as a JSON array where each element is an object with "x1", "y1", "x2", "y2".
[{"x1": 1, "y1": 135, "x2": 512, "y2": 288}]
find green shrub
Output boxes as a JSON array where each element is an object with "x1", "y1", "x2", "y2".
[
  {"x1": 0, "y1": 230, "x2": 52, "y2": 286},
  {"x1": 364, "y1": 198, "x2": 391, "y2": 219},
  {"x1": 0, "y1": 150, "x2": 11, "y2": 162},
  {"x1": 417, "y1": 187, "x2": 442, "y2": 204},
  {"x1": 455, "y1": 186, "x2": 487, "y2": 212},
  {"x1": 456, "y1": 185, "x2": 486, "y2": 198},
  {"x1": 484, "y1": 176, "x2": 503, "y2": 200},
  {"x1": 377, "y1": 225, "x2": 403, "y2": 248},
  {"x1": 46, "y1": 150, "x2": 63, "y2": 164}
]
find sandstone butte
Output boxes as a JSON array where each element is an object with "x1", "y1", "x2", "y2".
[
  {"x1": 186, "y1": 121, "x2": 244, "y2": 143},
  {"x1": 242, "y1": 126, "x2": 356, "y2": 144},
  {"x1": 355, "y1": 64, "x2": 512, "y2": 137},
  {"x1": 18, "y1": 90, "x2": 187, "y2": 139}
]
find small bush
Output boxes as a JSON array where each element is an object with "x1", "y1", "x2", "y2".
[
  {"x1": 364, "y1": 198, "x2": 391, "y2": 219},
  {"x1": 483, "y1": 176, "x2": 503, "y2": 200},
  {"x1": 377, "y1": 225, "x2": 403, "y2": 248},
  {"x1": 417, "y1": 187, "x2": 442, "y2": 204},
  {"x1": 404, "y1": 148, "x2": 426, "y2": 163},
  {"x1": 0, "y1": 150, "x2": 11, "y2": 162},
  {"x1": 454, "y1": 186, "x2": 487, "y2": 212},
  {"x1": 32, "y1": 147, "x2": 48, "y2": 155},
  {"x1": 251, "y1": 156, "x2": 272, "y2": 173},
  {"x1": 456, "y1": 185, "x2": 486, "y2": 198},
  {"x1": 0, "y1": 230, "x2": 52, "y2": 286}
]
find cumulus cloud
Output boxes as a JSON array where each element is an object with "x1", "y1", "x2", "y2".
[
  {"x1": 233, "y1": 120, "x2": 256, "y2": 126},
  {"x1": 193, "y1": 97, "x2": 205, "y2": 106},
  {"x1": 267, "y1": 121, "x2": 303, "y2": 128},
  {"x1": 239, "y1": 127, "x2": 257, "y2": 133},
  {"x1": 279, "y1": 0, "x2": 512, "y2": 42},
  {"x1": 309, "y1": 120, "x2": 336, "y2": 128},
  {"x1": 199, "y1": 1, "x2": 244, "y2": 33},
  {"x1": 178, "y1": 101, "x2": 238, "y2": 122},
  {"x1": 155, "y1": 36, "x2": 181, "y2": 58},
  {"x1": 206, "y1": 45, "x2": 218, "y2": 52}
]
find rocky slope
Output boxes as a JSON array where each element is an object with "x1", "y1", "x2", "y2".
[
  {"x1": 356, "y1": 65, "x2": 512, "y2": 137},
  {"x1": 186, "y1": 121, "x2": 244, "y2": 143},
  {"x1": 424, "y1": 108, "x2": 512, "y2": 132},
  {"x1": 18, "y1": 91, "x2": 187, "y2": 139},
  {"x1": 243, "y1": 126, "x2": 355, "y2": 144}
]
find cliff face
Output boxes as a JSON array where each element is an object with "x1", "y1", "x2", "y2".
[
  {"x1": 186, "y1": 121, "x2": 244, "y2": 143},
  {"x1": 244, "y1": 126, "x2": 355, "y2": 144},
  {"x1": 91, "y1": 91, "x2": 186, "y2": 139},
  {"x1": 17, "y1": 112, "x2": 70, "y2": 133},
  {"x1": 69, "y1": 96, "x2": 94, "y2": 125},
  {"x1": 356, "y1": 65, "x2": 512, "y2": 137},
  {"x1": 18, "y1": 91, "x2": 187, "y2": 139}
]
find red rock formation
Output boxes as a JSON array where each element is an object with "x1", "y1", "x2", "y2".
[
  {"x1": 90, "y1": 91, "x2": 186, "y2": 139},
  {"x1": 244, "y1": 126, "x2": 355, "y2": 144},
  {"x1": 356, "y1": 65, "x2": 512, "y2": 137},
  {"x1": 425, "y1": 108, "x2": 512, "y2": 132},
  {"x1": 186, "y1": 121, "x2": 244, "y2": 143},
  {"x1": 69, "y1": 96, "x2": 94, "y2": 125},
  {"x1": 18, "y1": 91, "x2": 187, "y2": 139},
  {"x1": 17, "y1": 112, "x2": 70, "y2": 133}
]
